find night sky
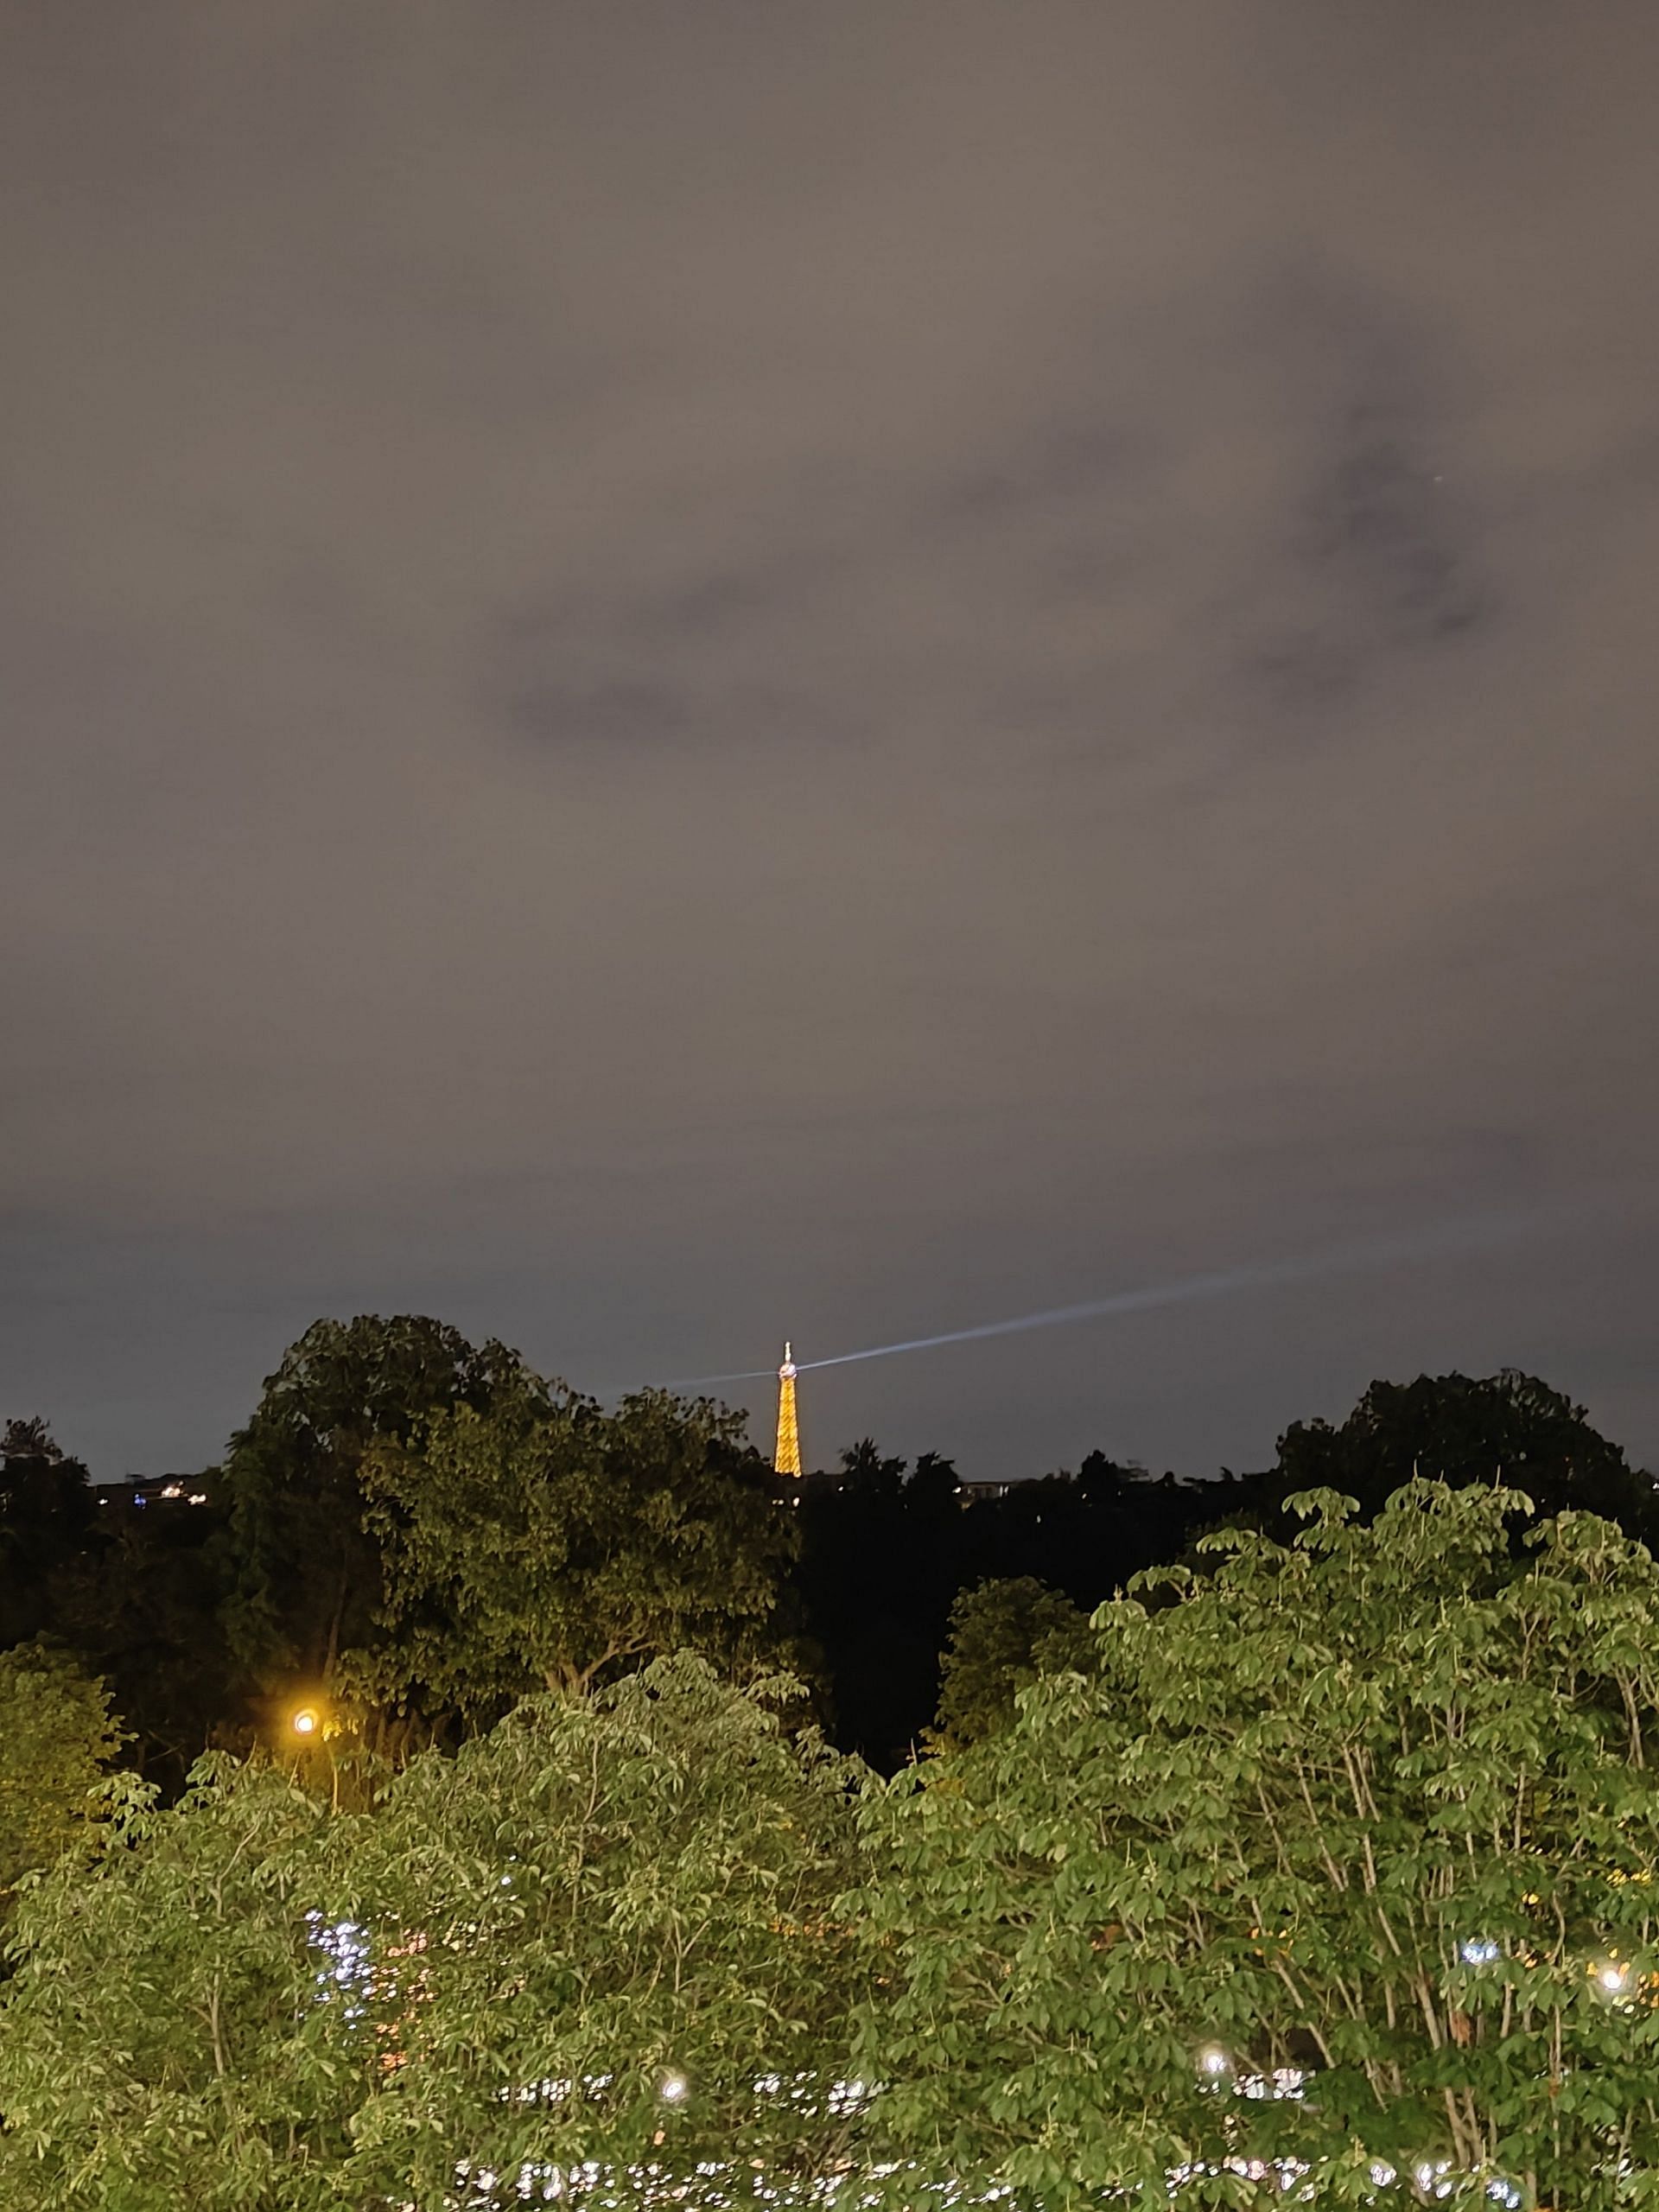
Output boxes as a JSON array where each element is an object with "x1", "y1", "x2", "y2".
[{"x1": 6, "y1": 4, "x2": 1656, "y2": 1483}]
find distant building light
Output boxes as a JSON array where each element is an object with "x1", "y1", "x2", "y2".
[{"x1": 188, "y1": 1491, "x2": 208, "y2": 1506}]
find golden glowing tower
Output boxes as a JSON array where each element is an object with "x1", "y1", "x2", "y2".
[{"x1": 773, "y1": 1342, "x2": 803, "y2": 1478}]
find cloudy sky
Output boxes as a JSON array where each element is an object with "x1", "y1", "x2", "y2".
[{"x1": 5, "y1": 2, "x2": 1656, "y2": 1481}]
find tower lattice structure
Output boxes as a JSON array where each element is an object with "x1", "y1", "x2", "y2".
[{"x1": 773, "y1": 1343, "x2": 803, "y2": 1479}]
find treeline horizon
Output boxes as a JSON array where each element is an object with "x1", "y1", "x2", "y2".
[{"x1": 2, "y1": 1311, "x2": 1653, "y2": 1784}]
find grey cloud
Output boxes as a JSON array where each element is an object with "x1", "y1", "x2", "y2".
[
  {"x1": 506, "y1": 678, "x2": 690, "y2": 750},
  {"x1": 1308, "y1": 410, "x2": 1483, "y2": 636},
  {"x1": 2, "y1": 0, "x2": 1656, "y2": 1480},
  {"x1": 920, "y1": 424, "x2": 1142, "y2": 532}
]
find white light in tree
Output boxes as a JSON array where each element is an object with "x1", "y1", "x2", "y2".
[
  {"x1": 1459, "y1": 1938, "x2": 1499, "y2": 1966},
  {"x1": 1198, "y1": 2046, "x2": 1230, "y2": 2078},
  {"x1": 659, "y1": 2070, "x2": 689, "y2": 2104},
  {"x1": 1599, "y1": 1961, "x2": 1631, "y2": 1994},
  {"x1": 305, "y1": 1914, "x2": 372, "y2": 2024}
]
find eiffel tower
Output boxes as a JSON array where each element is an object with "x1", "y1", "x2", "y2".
[{"x1": 772, "y1": 1342, "x2": 803, "y2": 1478}]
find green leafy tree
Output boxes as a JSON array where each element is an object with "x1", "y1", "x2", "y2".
[
  {"x1": 0, "y1": 1757, "x2": 349, "y2": 2209},
  {"x1": 324, "y1": 1656, "x2": 869, "y2": 2206},
  {"x1": 0, "y1": 1660, "x2": 867, "y2": 2211},
  {"x1": 0, "y1": 1641, "x2": 123, "y2": 1915},
  {"x1": 931, "y1": 1575, "x2": 1091, "y2": 1749},
  {"x1": 857, "y1": 1483, "x2": 1659, "y2": 2209},
  {"x1": 218, "y1": 1315, "x2": 538, "y2": 1697},
  {"x1": 348, "y1": 1385, "x2": 797, "y2": 1719}
]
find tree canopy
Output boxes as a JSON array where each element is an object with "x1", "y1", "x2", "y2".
[
  {"x1": 1273, "y1": 1370, "x2": 1652, "y2": 1532},
  {"x1": 16, "y1": 1347, "x2": 1649, "y2": 1775},
  {"x1": 9, "y1": 1478, "x2": 1659, "y2": 2205},
  {"x1": 217, "y1": 1315, "x2": 542, "y2": 1696},
  {"x1": 347, "y1": 1383, "x2": 798, "y2": 1718},
  {"x1": 0, "y1": 1659, "x2": 865, "y2": 2210},
  {"x1": 930, "y1": 1573, "x2": 1091, "y2": 1749},
  {"x1": 8, "y1": 1322, "x2": 1659, "y2": 2209},
  {"x1": 0, "y1": 1640, "x2": 122, "y2": 1916},
  {"x1": 857, "y1": 1482, "x2": 1659, "y2": 2209},
  {"x1": 0, "y1": 1421, "x2": 98, "y2": 1649}
]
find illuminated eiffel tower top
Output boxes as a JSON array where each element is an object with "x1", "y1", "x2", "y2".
[{"x1": 773, "y1": 1342, "x2": 803, "y2": 1479}]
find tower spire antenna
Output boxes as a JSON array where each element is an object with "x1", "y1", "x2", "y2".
[{"x1": 773, "y1": 1341, "x2": 802, "y2": 1479}]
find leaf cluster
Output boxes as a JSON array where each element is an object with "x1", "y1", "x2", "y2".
[
  {"x1": 857, "y1": 1483, "x2": 1659, "y2": 2210},
  {"x1": 0, "y1": 1658, "x2": 868, "y2": 2210},
  {"x1": 0, "y1": 1639, "x2": 123, "y2": 1910},
  {"x1": 348, "y1": 1385, "x2": 797, "y2": 1717}
]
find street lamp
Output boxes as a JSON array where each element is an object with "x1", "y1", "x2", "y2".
[{"x1": 287, "y1": 1700, "x2": 343, "y2": 1809}]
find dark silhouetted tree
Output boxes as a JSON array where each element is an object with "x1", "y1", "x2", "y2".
[
  {"x1": 1272, "y1": 1369, "x2": 1652, "y2": 1532},
  {"x1": 0, "y1": 1421, "x2": 97, "y2": 1649},
  {"x1": 217, "y1": 1317, "x2": 538, "y2": 1700},
  {"x1": 838, "y1": 1437, "x2": 908, "y2": 1503},
  {"x1": 48, "y1": 1486, "x2": 234, "y2": 1791},
  {"x1": 906, "y1": 1451, "x2": 962, "y2": 1516}
]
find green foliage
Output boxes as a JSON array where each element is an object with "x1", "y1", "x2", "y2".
[
  {"x1": 931, "y1": 1575, "x2": 1092, "y2": 1749},
  {"x1": 856, "y1": 1484, "x2": 1659, "y2": 2209},
  {"x1": 349, "y1": 1385, "x2": 797, "y2": 1715},
  {"x1": 15, "y1": 1485, "x2": 1659, "y2": 2208},
  {"x1": 0, "y1": 1757, "x2": 349, "y2": 2209},
  {"x1": 322, "y1": 1656, "x2": 868, "y2": 2205},
  {"x1": 218, "y1": 1315, "x2": 539, "y2": 1694},
  {"x1": 0, "y1": 1641, "x2": 123, "y2": 1910},
  {"x1": 0, "y1": 1659, "x2": 866, "y2": 2210}
]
